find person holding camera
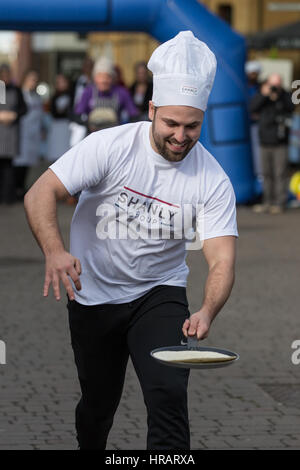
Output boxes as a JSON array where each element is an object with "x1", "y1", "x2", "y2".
[{"x1": 250, "y1": 73, "x2": 295, "y2": 214}]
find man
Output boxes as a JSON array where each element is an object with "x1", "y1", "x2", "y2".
[
  {"x1": 24, "y1": 31, "x2": 238, "y2": 450},
  {"x1": 0, "y1": 63, "x2": 27, "y2": 204},
  {"x1": 250, "y1": 73, "x2": 295, "y2": 214}
]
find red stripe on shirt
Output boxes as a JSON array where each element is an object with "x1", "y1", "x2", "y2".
[{"x1": 123, "y1": 186, "x2": 180, "y2": 208}]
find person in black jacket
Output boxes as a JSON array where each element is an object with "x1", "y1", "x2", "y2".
[
  {"x1": 250, "y1": 73, "x2": 295, "y2": 214},
  {"x1": 46, "y1": 74, "x2": 73, "y2": 163},
  {"x1": 0, "y1": 63, "x2": 27, "y2": 204}
]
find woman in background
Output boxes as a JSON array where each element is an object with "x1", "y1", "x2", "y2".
[
  {"x1": 130, "y1": 61, "x2": 153, "y2": 121},
  {"x1": 46, "y1": 74, "x2": 73, "y2": 162},
  {"x1": 13, "y1": 70, "x2": 43, "y2": 200}
]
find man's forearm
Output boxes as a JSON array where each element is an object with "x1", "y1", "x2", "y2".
[
  {"x1": 24, "y1": 190, "x2": 65, "y2": 257},
  {"x1": 200, "y1": 261, "x2": 235, "y2": 321}
]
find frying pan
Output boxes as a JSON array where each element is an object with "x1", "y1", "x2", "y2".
[{"x1": 150, "y1": 336, "x2": 239, "y2": 370}]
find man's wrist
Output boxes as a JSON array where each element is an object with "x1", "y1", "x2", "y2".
[
  {"x1": 44, "y1": 243, "x2": 65, "y2": 258},
  {"x1": 195, "y1": 307, "x2": 215, "y2": 322}
]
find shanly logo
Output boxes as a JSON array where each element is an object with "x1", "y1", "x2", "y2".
[
  {"x1": 94, "y1": 187, "x2": 205, "y2": 250},
  {"x1": 181, "y1": 85, "x2": 198, "y2": 96},
  {"x1": 0, "y1": 340, "x2": 6, "y2": 365},
  {"x1": 0, "y1": 80, "x2": 5, "y2": 104}
]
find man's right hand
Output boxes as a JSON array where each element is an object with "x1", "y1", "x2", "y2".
[{"x1": 43, "y1": 251, "x2": 82, "y2": 301}]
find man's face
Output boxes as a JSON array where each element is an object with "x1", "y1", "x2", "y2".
[
  {"x1": 148, "y1": 102, "x2": 204, "y2": 162},
  {"x1": 268, "y1": 73, "x2": 282, "y2": 90},
  {"x1": 247, "y1": 72, "x2": 259, "y2": 84}
]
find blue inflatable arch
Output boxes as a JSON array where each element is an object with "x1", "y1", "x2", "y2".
[{"x1": 0, "y1": 0, "x2": 255, "y2": 203}]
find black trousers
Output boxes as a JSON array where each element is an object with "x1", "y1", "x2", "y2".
[{"x1": 67, "y1": 284, "x2": 191, "y2": 450}]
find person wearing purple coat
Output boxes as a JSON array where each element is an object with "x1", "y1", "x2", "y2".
[{"x1": 75, "y1": 57, "x2": 138, "y2": 133}]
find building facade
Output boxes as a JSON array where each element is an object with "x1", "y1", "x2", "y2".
[
  {"x1": 86, "y1": 1, "x2": 300, "y2": 84},
  {"x1": 201, "y1": 0, "x2": 300, "y2": 76}
]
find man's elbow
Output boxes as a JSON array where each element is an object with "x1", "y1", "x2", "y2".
[
  {"x1": 24, "y1": 178, "x2": 48, "y2": 209},
  {"x1": 24, "y1": 185, "x2": 37, "y2": 213}
]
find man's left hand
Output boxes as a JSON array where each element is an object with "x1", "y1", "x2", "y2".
[{"x1": 182, "y1": 310, "x2": 212, "y2": 340}]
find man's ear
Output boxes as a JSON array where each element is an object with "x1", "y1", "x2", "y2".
[{"x1": 148, "y1": 101, "x2": 155, "y2": 121}]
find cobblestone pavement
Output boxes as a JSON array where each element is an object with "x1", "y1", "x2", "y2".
[{"x1": 0, "y1": 180, "x2": 300, "y2": 449}]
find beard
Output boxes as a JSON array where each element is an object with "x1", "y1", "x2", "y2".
[{"x1": 151, "y1": 119, "x2": 197, "y2": 163}]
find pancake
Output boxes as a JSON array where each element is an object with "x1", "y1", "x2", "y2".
[{"x1": 152, "y1": 350, "x2": 235, "y2": 363}]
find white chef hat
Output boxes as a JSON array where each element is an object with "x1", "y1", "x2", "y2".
[
  {"x1": 93, "y1": 56, "x2": 116, "y2": 77},
  {"x1": 147, "y1": 31, "x2": 217, "y2": 111},
  {"x1": 245, "y1": 60, "x2": 262, "y2": 75}
]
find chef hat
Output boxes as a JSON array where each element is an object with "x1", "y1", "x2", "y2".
[
  {"x1": 245, "y1": 60, "x2": 262, "y2": 75},
  {"x1": 93, "y1": 56, "x2": 116, "y2": 77},
  {"x1": 147, "y1": 31, "x2": 217, "y2": 111}
]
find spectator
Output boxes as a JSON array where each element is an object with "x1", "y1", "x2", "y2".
[
  {"x1": 75, "y1": 56, "x2": 138, "y2": 133},
  {"x1": 245, "y1": 60, "x2": 262, "y2": 184},
  {"x1": 46, "y1": 74, "x2": 73, "y2": 162},
  {"x1": 113, "y1": 64, "x2": 127, "y2": 88},
  {"x1": 0, "y1": 63, "x2": 27, "y2": 204},
  {"x1": 130, "y1": 61, "x2": 153, "y2": 121},
  {"x1": 250, "y1": 73, "x2": 295, "y2": 214},
  {"x1": 69, "y1": 56, "x2": 94, "y2": 147},
  {"x1": 246, "y1": 60, "x2": 262, "y2": 99},
  {"x1": 73, "y1": 57, "x2": 94, "y2": 109},
  {"x1": 113, "y1": 64, "x2": 131, "y2": 124},
  {"x1": 13, "y1": 70, "x2": 44, "y2": 200}
]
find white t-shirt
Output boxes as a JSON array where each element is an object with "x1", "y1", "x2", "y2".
[{"x1": 49, "y1": 121, "x2": 238, "y2": 305}]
